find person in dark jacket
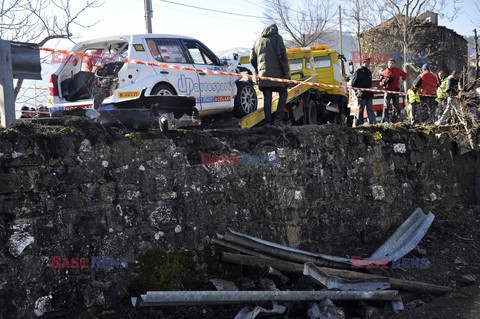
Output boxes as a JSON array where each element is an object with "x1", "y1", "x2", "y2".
[
  {"x1": 436, "y1": 70, "x2": 463, "y2": 125},
  {"x1": 250, "y1": 24, "x2": 289, "y2": 126},
  {"x1": 351, "y1": 57, "x2": 375, "y2": 126},
  {"x1": 412, "y1": 64, "x2": 438, "y2": 123},
  {"x1": 20, "y1": 106, "x2": 31, "y2": 118},
  {"x1": 379, "y1": 59, "x2": 408, "y2": 123}
]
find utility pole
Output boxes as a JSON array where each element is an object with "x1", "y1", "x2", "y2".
[
  {"x1": 144, "y1": 0, "x2": 153, "y2": 33},
  {"x1": 474, "y1": 29, "x2": 479, "y2": 81},
  {"x1": 339, "y1": 5, "x2": 343, "y2": 55}
]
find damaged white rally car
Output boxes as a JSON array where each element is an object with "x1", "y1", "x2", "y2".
[{"x1": 47, "y1": 34, "x2": 257, "y2": 120}]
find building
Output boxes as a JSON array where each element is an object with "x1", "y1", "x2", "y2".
[{"x1": 360, "y1": 11, "x2": 468, "y2": 81}]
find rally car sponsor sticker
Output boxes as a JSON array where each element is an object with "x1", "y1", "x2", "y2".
[
  {"x1": 214, "y1": 96, "x2": 231, "y2": 102},
  {"x1": 118, "y1": 91, "x2": 141, "y2": 99},
  {"x1": 133, "y1": 44, "x2": 145, "y2": 51}
]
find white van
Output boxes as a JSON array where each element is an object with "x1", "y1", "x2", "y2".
[{"x1": 47, "y1": 34, "x2": 257, "y2": 118}]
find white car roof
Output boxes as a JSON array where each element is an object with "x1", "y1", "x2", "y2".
[{"x1": 71, "y1": 34, "x2": 197, "y2": 51}]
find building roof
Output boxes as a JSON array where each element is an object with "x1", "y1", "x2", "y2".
[{"x1": 362, "y1": 12, "x2": 466, "y2": 43}]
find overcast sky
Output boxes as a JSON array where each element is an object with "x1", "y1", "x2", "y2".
[{"x1": 70, "y1": 0, "x2": 478, "y2": 50}]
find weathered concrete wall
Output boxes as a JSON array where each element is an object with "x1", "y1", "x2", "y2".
[{"x1": 0, "y1": 121, "x2": 476, "y2": 318}]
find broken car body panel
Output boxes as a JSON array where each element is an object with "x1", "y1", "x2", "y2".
[{"x1": 222, "y1": 208, "x2": 435, "y2": 267}]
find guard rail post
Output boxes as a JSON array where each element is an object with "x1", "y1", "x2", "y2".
[{"x1": 0, "y1": 40, "x2": 15, "y2": 128}]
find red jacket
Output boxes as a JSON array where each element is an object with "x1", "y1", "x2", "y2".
[
  {"x1": 380, "y1": 67, "x2": 408, "y2": 90},
  {"x1": 415, "y1": 71, "x2": 437, "y2": 95}
]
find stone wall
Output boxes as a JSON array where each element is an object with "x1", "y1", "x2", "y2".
[{"x1": 0, "y1": 121, "x2": 476, "y2": 318}]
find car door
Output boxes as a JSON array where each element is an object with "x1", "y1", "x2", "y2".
[
  {"x1": 144, "y1": 38, "x2": 201, "y2": 109},
  {"x1": 182, "y1": 39, "x2": 234, "y2": 114}
]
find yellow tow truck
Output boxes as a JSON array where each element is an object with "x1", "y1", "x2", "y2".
[{"x1": 240, "y1": 45, "x2": 350, "y2": 128}]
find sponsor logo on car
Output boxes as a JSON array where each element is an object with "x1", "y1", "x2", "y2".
[
  {"x1": 118, "y1": 91, "x2": 141, "y2": 99},
  {"x1": 178, "y1": 75, "x2": 232, "y2": 96}
]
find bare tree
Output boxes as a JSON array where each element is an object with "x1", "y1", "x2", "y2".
[
  {"x1": 263, "y1": 0, "x2": 337, "y2": 48},
  {"x1": 377, "y1": 0, "x2": 461, "y2": 70},
  {"x1": 343, "y1": 0, "x2": 381, "y2": 56},
  {"x1": 0, "y1": 0, "x2": 102, "y2": 101}
]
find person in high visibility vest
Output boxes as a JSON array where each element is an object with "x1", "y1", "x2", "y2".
[
  {"x1": 407, "y1": 86, "x2": 422, "y2": 125},
  {"x1": 436, "y1": 70, "x2": 463, "y2": 125},
  {"x1": 435, "y1": 70, "x2": 448, "y2": 122}
]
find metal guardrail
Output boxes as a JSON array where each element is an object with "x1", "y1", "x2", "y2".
[
  {"x1": 0, "y1": 39, "x2": 42, "y2": 128},
  {"x1": 131, "y1": 290, "x2": 400, "y2": 307}
]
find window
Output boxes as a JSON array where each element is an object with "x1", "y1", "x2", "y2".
[
  {"x1": 146, "y1": 38, "x2": 187, "y2": 63},
  {"x1": 184, "y1": 41, "x2": 217, "y2": 65},
  {"x1": 289, "y1": 59, "x2": 303, "y2": 71},
  {"x1": 306, "y1": 56, "x2": 331, "y2": 69}
]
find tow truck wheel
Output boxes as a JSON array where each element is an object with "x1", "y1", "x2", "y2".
[
  {"x1": 234, "y1": 81, "x2": 257, "y2": 118},
  {"x1": 152, "y1": 83, "x2": 175, "y2": 96},
  {"x1": 306, "y1": 100, "x2": 317, "y2": 125}
]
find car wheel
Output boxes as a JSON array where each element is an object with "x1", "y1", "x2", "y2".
[
  {"x1": 151, "y1": 83, "x2": 175, "y2": 96},
  {"x1": 234, "y1": 81, "x2": 257, "y2": 118}
]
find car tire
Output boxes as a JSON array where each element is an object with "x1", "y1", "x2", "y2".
[
  {"x1": 233, "y1": 81, "x2": 257, "y2": 118},
  {"x1": 151, "y1": 83, "x2": 175, "y2": 96}
]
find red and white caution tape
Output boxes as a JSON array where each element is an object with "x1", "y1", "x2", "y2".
[{"x1": 39, "y1": 47, "x2": 478, "y2": 100}]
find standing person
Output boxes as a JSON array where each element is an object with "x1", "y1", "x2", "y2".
[
  {"x1": 351, "y1": 57, "x2": 375, "y2": 126},
  {"x1": 379, "y1": 59, "x2": 408, "y2": 123},
  {"x1": 407, "y1": 85, "x2": 421, "y2": 125},
  {"x1": 435, "y1": 70, "x2": 448, "y2": 121},
  {"x1": 412, "y1": 64, "x2": 438, "y2": 122},
  {"x1": 20, "y1": 106, "x2": 30, "y2": 118},
  {"x1": 436, "y1": 71, "x2": 463, "y2": 125},
  {"x1": 250, "y1": 24, "x2": 289, "y2": 126}
]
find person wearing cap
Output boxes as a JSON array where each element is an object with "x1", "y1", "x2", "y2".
[
  {"x1": 379, "y1": 59, "x2": 408, "y2": 123},
  {"x1": 413, "y1": 64, "x2": 438, "y2": 122},
  {"x1": 20, "y1": 106, "x2": 31, "y2": 118},
  {"x1": 351, "y1": 57, "x2": 375, "y2": 126}
]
